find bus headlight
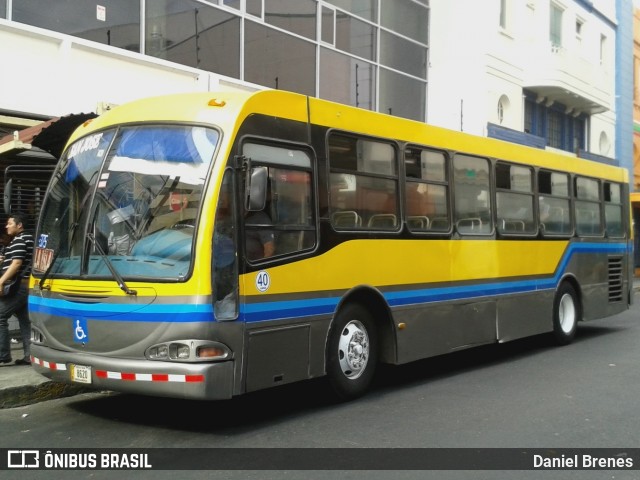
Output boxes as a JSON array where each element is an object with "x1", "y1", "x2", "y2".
[
  {"x1": 30, "y1": 327, "x2": 46, "y2": 345},
  {"x1": 145, "y1": 340, "x2": 231, "y2": 362}
]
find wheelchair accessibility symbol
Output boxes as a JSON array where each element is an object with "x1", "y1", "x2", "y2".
[{"x1": 73, "y1": 318, "x2": 89, "y2": 343}]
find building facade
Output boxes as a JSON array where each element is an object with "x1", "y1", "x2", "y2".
[
  {"x1": 0, "y1": 0, "x2": 429, "y2": 123},
  {"x1": 634, "y1": 6, "x2": 640, "y2": 190},
  {"x1": 0, "y1": 0, "x2": 632, "y2": 179},
  {"x1": 429, "y1": 0, "x2": 622, "y2": 164}
]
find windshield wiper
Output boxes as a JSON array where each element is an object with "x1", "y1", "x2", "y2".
[
  {"x1": 38, "y1": 171, "x2": 100, "y2": 289},
  {"x1": 86, "y1": 233, "x2": 137, "y2": 296},
  {"x1": 38, "y1": 218, "x2": 81, "y2": 290}
]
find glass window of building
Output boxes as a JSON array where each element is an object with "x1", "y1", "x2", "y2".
[
  {"x1": 550, "y1": 3, "x2": 563, "y2": 49},
  {"x1": 547, "y1": 110, "x2": 562, "y2": 149},
  {"x1": 320, "y1": 48, "x2": 375, "y2": 111},
  {"x1": 0, "y1": 1, "x2": 6, "y2": 19},
  {"x1": 326, "y1": 0, "x2": 377, "y2": 22},
  {"x1": 245, "y1": 21, "x2": 316, "y2": 96},
  {"x1": 246, "y1": 0, "x2": 262, "y2": 17},
  {"x1": 335, "y1": 11, "x2": 376, "y2": 61},
  {"x1": 379, "y1": 68, "x2": 426, "y2": 121},
  {"x1": 380, "y1": 0, "x2": 428, "y2": 44},
  {"x1": 13, "y1": 0, "x2": 141, "y2": 52},
  {"x1": 321, "y1": 6, "x2": 335, "y2": 44},
  {"x1": 220, "y1": 0, "x2": 239, "y2": 9},
  {"x1": 380, "y1": 31, "x2": 427, "y2": 79},
  {"x1": 264, "y1": 0, "x2": 316, "y2": 41},
  {"x1": 146, "y1": 0, "x2": 240, "y2": 79}
]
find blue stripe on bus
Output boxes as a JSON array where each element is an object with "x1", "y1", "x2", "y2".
[
  {"x1": 28, "y1": 297, "x2": 214, "y2": 322},
  {"x1": 28, "y1": 242, "x2": 628, "y2": 323},
  {"x1": 242, "y1": 242, "x2": 629, "y2": 322}
]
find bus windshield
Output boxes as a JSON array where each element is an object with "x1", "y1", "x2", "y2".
[{"x1": 34, "y1": 125, "x2": 219, "y2": 281}]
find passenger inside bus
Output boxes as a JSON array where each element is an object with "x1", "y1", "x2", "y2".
[
  {"x1": 243, "y1": 166, "x2": 275, "y2": 260},
  {"x1": 245, "y1": 208, "x2": 275, "y2": 260}
]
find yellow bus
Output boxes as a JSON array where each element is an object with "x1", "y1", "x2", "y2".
[{"x1": 28, "y1": 90, "x2": 633, "y2": 401}]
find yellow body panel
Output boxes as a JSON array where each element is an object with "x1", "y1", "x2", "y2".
[{"x1": 241, "y1": 239, "x2": 569, "y2": 296}]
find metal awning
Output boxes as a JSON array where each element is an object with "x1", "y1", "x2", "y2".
[{"x1": 0, "y1": 112, "x2": 98, "y2": 159}]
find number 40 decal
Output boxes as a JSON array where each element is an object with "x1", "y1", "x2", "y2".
[{"x1": 255, "y1": 271, "x2": 270, "y2": 292}]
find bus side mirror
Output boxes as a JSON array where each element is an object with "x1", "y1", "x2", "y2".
[
  {"x1": 3, "y1": 178, "x2": 12, "y2": 215},
  {"x1": 245, "y1": 166, "x2": 268, "y2": 211}
]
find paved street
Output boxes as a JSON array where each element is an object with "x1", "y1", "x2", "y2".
[{"x1": 1, "y1": 295, "x2": 639, "y2": 480}]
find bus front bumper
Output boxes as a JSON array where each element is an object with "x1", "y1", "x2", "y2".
[{"x1": 30, "y1": 344, "x2": 235, "y2": 401}]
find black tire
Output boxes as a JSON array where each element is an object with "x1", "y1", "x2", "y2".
[
  {"x1": 552, "y1": 282, "x2": 580, "y2": 345},
  {"x1": 326, "y1": 303, "x2": 378, "y2": 401}
]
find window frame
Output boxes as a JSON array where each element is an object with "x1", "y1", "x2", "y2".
[
  {"x1": 452, "y1": 154, "x2": 493, "y2": 236},
  {"x1": 603, "y1": 181, "x2": 625, "y2": 239},
  {"x1": 403, "y1": 145, "x2": 451, "y2": 234},
  {"x1": 495, "y1": 161, "x2": 537, "y2": 237},
  {"x1": 328, "y1": 131, "x2": 400, "y2": 232},
  {"x1": 573, "y1": 175, "x2": 604, "y2": 238},
  {"x1": 240, "y1": 138, "x2": 318, "y2": 263}
]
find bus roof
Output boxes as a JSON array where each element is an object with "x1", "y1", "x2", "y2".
[{"x1": 67, "y1": 90, "x2": 627, "y2": 184}]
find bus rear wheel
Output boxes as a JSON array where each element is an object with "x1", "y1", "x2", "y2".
[
  {"x1": 326, "y1": 303, "x2": 378, "y2": 401},
  {"x1": 552, "y1": 282, "x2": 580, "y2": 345}
]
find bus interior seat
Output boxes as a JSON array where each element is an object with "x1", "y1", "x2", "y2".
[
  {"x1": 501, "y1": 219, "x2": 525, "y2": 232},
  {"x1": 407, "y1": 216, "x2": 430, "y2": 229},
  {"x1": 456, "y1": 217, "x2": 482, "y2": 232},
  {"x1": 332, "y1": 211, "x2": 362, "y2": 228},
  {"x1": 429, "y1": 217, "x2": 449, "y2": 230},
  {"x1": 367, "y1": 214, "x2": 397, "y2": 228}
]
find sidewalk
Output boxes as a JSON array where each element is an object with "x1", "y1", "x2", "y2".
[
  {"x1": 0, "y1": 337, "x2": 90, "y2": 409},
  {"x1": 2, "y1": 279, "x2": 640, "y2": 409}
]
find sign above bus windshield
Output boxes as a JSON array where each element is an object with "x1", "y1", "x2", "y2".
[{"x1": 34, "y1": 125, "x2": 219, "y2": 282}]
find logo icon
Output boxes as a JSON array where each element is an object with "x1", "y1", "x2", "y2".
[
  {"x1": 8, "y1": 450, "x2": 39, "y2": 468},
  {"x1": 73, "y1": 318, "x2": 89, "y2": 343}
]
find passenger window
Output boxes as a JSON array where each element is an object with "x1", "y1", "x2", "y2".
[
  {"x1": 574, "y1": 176, "x2": 603, "y2": 237},
  {"x1": 538, "y1": 170, "x2": 572, "y2": 236},
  {"x1": 604, "y1": 182, "x2": 624, "y2": 238},
  {"x1": 496, "y1": 163, "x2": 535, "y2": 235},
  {"x1": 404, "y1": 147, "x2": 449, "y2": 232},
  {"x1": 453, "y1": 155, "x2": 491, "y2": 234},
  {"x1": 329, "y1": 134, "x2": 399, "y2": 230},
  {"x1": 242, "y1": 143, "x2": 316, "y2": 259}
]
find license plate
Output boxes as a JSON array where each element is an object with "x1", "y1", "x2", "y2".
[{"x1": 70, "y1": 364, "x2": 92, "y2": 384}]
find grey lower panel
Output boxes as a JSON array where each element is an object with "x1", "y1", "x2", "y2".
[
  {"x1": 245, "y1": 324, "x2": 311, "y2": 392},
  {"x1": 392, "y1": 291, "x2": 556, "y2": 365},
  {"x1": 496, "y1": 290, "x2": 554, "y2": 342},
  {"x1": 30, "y1": 344, "x2": 235, "y2": 400},
  {"x1": 393, "y1": 300, "x2": 497, "y2": 365}
]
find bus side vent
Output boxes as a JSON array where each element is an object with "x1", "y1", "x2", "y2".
[{"x1": 607, "y1": 257, "x2": 623, "y2": 303}]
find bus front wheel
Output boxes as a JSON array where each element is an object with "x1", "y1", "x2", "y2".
[
  {"x1": 552, "y1": 282, "x2": 580, "y2": 345},
  {"x1": 326, "y1": 303, "x2": 378, "y2": 401}
]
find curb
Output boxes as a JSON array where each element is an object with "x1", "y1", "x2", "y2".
[{"x1": 0, "y1": 381, "x2": 93, "y2": 409}]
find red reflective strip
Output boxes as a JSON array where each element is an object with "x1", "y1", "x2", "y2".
[
  {"x1": 185, "y1": 375, "x2": 205, "y2": 383},
  {"x1": 96, "y1": 370, "x2": 108, "y2": 378},
  {"x1": 152, "y1": 374, "x2": 169, "y2": 382},
  {"x1": 121, "y1": 372, "x2": 136, "y2": 381}
]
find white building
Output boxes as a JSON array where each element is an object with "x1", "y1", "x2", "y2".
[
  {"x1": 429, "y1": 0, "x2": 617, "y2": 162},
  {"x1": 0, "y1": 1, "x2": 624, "y2": 165}
]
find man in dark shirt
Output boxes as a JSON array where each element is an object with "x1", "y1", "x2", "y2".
[{"x1": 0, "y1": 213, "x2": 34, "y2": 366}]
